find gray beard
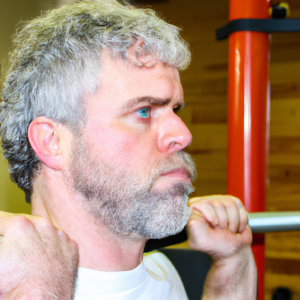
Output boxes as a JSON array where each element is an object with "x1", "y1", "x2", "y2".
[{"x1": 68, "y1": 137, "x2": 196, "y2": 240}]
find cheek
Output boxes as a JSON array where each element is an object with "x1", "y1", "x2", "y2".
[
  {"x1": 88, "y1": 128, "x2": 156, "y2": 169},
  {"x1": 105, "y1": 136, "x2": 138, "y2": 166}
]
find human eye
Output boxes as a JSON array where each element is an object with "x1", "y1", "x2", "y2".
[{"x1": 136, "y1": 107, "x2": 150, "y2": 119}]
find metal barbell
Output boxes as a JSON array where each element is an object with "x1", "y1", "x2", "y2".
[{"x1": 248, "y1": 212, "x2": 300, "y2": 233}]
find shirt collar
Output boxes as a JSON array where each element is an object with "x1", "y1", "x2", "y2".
[{"x1": 76, "y1": 261, "x2": 147, "y2": 295}]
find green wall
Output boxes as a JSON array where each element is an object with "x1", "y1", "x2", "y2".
[
  {"x1": 0, "y1": 0, "x2": 40, "y2": 213},
  {"x1": 0, "y1": 153, "x2": 31, "y2": 213}
]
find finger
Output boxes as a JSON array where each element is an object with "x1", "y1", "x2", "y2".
[
  {"x1": 236, "y1": 200, "x2": 249, "y2": 232},
  {"x1": 34, "y1": 216, "x2": 57, "y2": 234},
  {"x1": 240, "y1": 225, "x2": 253, "y2": 245},
  {"x1": 57, "y1": 230, "x2": 69, "y2": 241},
  {"x1": 0, "y1": 211, "x2": 60, "y2": 231},
  {"x1": 210, "y1": 200, "x2": 229, "y2": 230},
  {"x1": 187, "y1": 209, "x2": 211, "y2": 250},
  {"x1": 69, "y1": 238, "x2": 79, "y2": 254},
  {"x1": 188, "y1": 209, "x2": 205, "y2": 227},
  {"x1": 69, "y1": 239, "x2": 79, "y2": 268},
  {"x1": 0, "y1": 211, "x2": 40, "y2": 223},
  {"x1": 188, "y1": 195, "x2": 223, "y2": 206},
  {"x1": 0, "y1": 211, "x2": 46, "y2": 231},
  {"x1": 0, "y1": 210, "x2": 22, "y2": 233},
  {"x1": 58, "y1": 230, "x2": 78, "y2": 256},
  {"x1": 224, "y1": 200, "x2": 240, "y2": 233},
  {"x1": 190, "y1": 201, "x2": 219, "y2": 226},
  {"x1": 0, "y1": 211, "x2": 15, "y2": 217},
  {"x1": 0, "y1": 215, "x2": 38, "y2": 241},
  {"x1": 0, "y1": 213, "x2": 58, "y2": 244}
]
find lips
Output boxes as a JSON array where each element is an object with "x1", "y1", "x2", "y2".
[{"x1": 161, "y1": 168, "x2": 191, "y2": 182}]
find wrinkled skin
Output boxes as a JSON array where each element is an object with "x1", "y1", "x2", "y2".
[
  {"x1": 187, "y1": 195, "x2": 256, "y2": 300},
  {"x1": 0, "y1": 212, "x2": 79, "y2": 300},
  {"x1": 188, "y1": 195, "x2": 252, "y2": 259}
]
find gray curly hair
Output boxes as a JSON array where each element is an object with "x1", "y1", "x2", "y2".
[{"x1": 0, "y1": 0, "x2": 191, "y2": 203}]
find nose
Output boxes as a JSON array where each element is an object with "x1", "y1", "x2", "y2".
[{"x1": 157, "y1": 112, "x2": 193, "y2": 154}]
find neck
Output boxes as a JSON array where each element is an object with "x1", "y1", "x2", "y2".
[{"x1": 31, "y1": 171, "x2": 146, "y2": 272}]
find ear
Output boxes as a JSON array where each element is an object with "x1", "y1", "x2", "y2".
[{"x1": 28, "y1": 116, "x2": 63, "y2": 170}]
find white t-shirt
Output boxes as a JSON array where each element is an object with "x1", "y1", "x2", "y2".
[{"x1": 74, "y1": 251, "x2": 188, "y2": 300}]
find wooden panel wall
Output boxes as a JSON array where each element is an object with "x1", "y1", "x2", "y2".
[
  {"x1": 149, "y1": 0, "x2": 300, "y2": 299},
  {"x1": 266, "y1": 6, "x2": 300, "y2": 296}
]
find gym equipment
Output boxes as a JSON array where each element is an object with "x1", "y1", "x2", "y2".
[
  {"x1": 249, "y1": 212, "x2": 300, "y2": 233},
  {"x1": 215, "y1": 0, "x2": 300, "y2": 298}
]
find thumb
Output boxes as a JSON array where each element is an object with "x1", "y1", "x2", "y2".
[
  {"x1": 188, "y1": 208, "x2": 208, "y2": 227},
  {"x1": 187, "y1": 209, "x2": 213, "y2": 249},
  {"x1": 240, "y1": 225, "x2": 253, "y2": 246}
]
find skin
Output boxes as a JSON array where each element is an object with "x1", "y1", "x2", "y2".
[
  {"x1": 188, "y1": 196, "x2": 257, "y2": 299},
  {"x1": 0, "y1": 212, "x2": 78, "y2": 299},
  {"x1": 0, "y1": 50, "x2": 257, "y2": 299}
]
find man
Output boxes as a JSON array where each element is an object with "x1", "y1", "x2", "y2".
[{"x1": 0, "y1": 1, "x2": 256, "y2": 299}]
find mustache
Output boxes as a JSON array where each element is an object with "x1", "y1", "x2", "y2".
[{"x1": 143, "y1": 150, "x2": 197, "y2": 184}]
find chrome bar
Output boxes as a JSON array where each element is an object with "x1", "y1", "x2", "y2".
[{"x1": 248, "y1": 212, "x2": 300, "y2": 233}]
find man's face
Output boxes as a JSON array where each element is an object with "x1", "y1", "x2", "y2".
[{"x1": 68, "y1": 53, "x2": 196, "y2": 240}]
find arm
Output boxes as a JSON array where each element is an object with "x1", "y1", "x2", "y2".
[
  {"x1": 0, "y1": 211, "x2": 79, "y2": 300},
  {"x1": 187, "y1": 195, "x2": 257, "y2": 300},
  {"x1": 201, "y1": 246, "x2": 256, "y2": 299}
]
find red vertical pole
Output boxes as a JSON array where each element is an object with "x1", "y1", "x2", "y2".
[{"x1": 227, "y1": 1, "x2": 270, "y2": 299}]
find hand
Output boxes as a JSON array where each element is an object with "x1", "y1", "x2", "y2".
[
  {"x1": 0, "y1": 211, "x2": 79, "y2": 299},
  {"x1": 187, "y1": 195, "x2": 252, "y2": 260},
  {"x1": 188, "y1": 196, "x2": 257, "y2": 299}
]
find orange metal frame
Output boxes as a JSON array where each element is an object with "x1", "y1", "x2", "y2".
[{"x1": 227, "y1": 0, "x2": 270, "y2": 299}]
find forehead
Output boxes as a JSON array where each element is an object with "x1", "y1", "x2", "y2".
[{"x1": 94, "y1": 52, "x2": 183, "y2": 108}]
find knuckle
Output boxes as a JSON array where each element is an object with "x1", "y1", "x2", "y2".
[
  {"x1": 241, "y1": 214, "x2": 249, "y2": 224},
  {"x1": 225, "y1": 201, "x2": 236, "y2": 209},
  {"x1": 214, "y1": 202, "x2": 225, "y2": 210},
  {"x1": 188, "y1": 197, "x2": 205, "y2": 206},
  {"x1": 227, "y1": 195, "x2": 240, "y2": 201},
  {"x1": 189, "y1": 196, "x2": 202, "y2": 202},
  {"x1": 188, "y1": 239, "x2": 197, "y2": 250},
  {"x1": 70, "y1": 240, "x2": 79, "y2": 255},
  {"x1": 239, "y1": 209, "x2": 248, "y2": 219},
  {"x1": 191, "y1": 201, "x2": 209, "y2": 211},
  {"x1": 58, "y1": 230, "x2": 70, "y2": 242},
  {"x1": 12, "y1": 215, "x2": 33, "y2": 230},
  {"x1": 220, "y1": 215, "x2": 229, "y2": 223},
  {"x1": 71, "y1": 240, "x2": 78, "y2": 250},
  {"x1": 37, "y1": 217, "x2": 55, "y2": 230},
  {"x1": 195, "y1": 201, "x2": 209, "y2": 208},
  {"x1": 230, "y1": 219, "x2": 239, "y2": 228}
]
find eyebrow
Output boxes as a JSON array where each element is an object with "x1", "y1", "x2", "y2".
[{"x1": 121, "y1": 96, "x2": 184, "y2": 111}]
